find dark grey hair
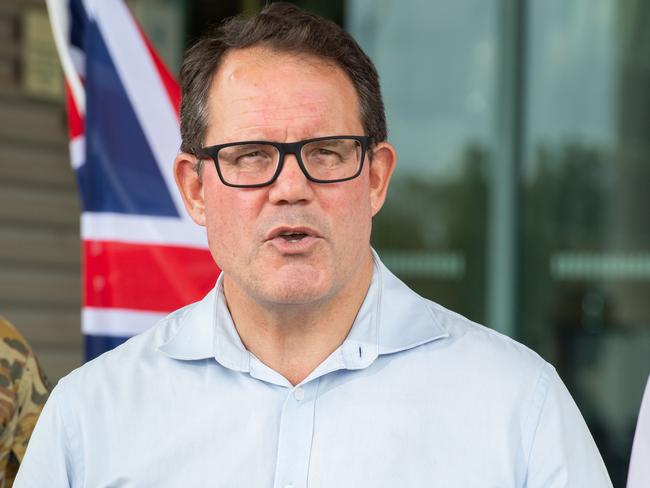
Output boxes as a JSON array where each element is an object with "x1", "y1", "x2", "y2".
[{"x1": 179, "y1": 2, "x2": 387, "y2": 162}]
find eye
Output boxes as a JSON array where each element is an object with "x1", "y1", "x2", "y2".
[
  {"x1": 224, "y1": 146, "x2": 275, "y2": 167},
  {"x1": 307, "y1": 147, "x2": 343, "y2": 160},
  {"x1": 239, "y1": 151, "x2": 265, "y2": 160}
]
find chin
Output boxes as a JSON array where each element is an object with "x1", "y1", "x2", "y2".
[
  {"x1": 260, "y1": 266, "x2": 331, "y2": 305},
  {"x1": 266, "y1": 288, "x2": 327, "y2": 306}
]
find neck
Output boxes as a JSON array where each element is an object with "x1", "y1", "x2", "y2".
[{"x1": 223, "y1": 254, "x2": 374, "y2": 386}]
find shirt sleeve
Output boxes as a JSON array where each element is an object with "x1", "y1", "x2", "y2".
[
  {"x1": 627, "y1": 375, "x2": 650, "y2": 488},
  {"x1": 13, "y1": 384, "x2": 77, "y2": 488},
  {"x1": 525, "y1": 363, "x2": 613, "y2": 488}
]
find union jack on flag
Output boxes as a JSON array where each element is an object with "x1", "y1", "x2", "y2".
[{"x1": 46, "y1": 0, "x2": 220, "y2": 361}]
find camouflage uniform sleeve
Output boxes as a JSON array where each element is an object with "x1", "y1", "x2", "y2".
[
  {"x1": 11, "y1": 347, "x2": 51, "y2": 463},
  {"x1": 0, "y1": 317, "x2": 51, "y2": 487}
]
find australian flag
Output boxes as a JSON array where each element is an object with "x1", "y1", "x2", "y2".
[{"x1": 46, "y1": 0, "x2": 220, "y2": 361}]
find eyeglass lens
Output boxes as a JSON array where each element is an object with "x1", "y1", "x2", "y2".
[{"x1": 216, "y1": 138, "x2": 363, "y2": 186}]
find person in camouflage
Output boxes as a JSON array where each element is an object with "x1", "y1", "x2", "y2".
[{"x1": 0, "y1": 316, "x2": 50, "y2": 487}]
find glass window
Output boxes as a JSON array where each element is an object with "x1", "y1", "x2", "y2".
[
  {"x1": 350, "y1": 0, "x2": 650, "y2": 484},
  {"x1": 348, "y1": 0, "x2": 496, "y2": 323},
  {"x1": 522, "y1": 1, "x2": 650, "y2": 484}
]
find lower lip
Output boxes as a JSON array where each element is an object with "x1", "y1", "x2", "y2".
[{"x1": 266, "y1": 235, "x2": 321, "y2": 254}]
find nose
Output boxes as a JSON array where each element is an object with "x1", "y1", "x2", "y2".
[{"x1": 267, "y1": 153, "x2": 314, "y2": 204}]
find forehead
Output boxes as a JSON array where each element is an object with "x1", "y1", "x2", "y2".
[{"x1": 205, "y1": 47, "x2": 362, "y2": 143}]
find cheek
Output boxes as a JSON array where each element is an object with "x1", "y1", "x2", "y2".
[
  {"x1": 323, "y1": 180, "x2": 373, "y2": 246},
  {"x1": 203, "y1": 187, "x2": 266, "y2": 258}
]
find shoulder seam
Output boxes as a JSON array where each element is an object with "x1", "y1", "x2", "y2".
[
  {"x1": 523, "y1": 361, "x2": 554, "y2": 476},
  {"x1": 55, "y1": 380, "x2": 84, "y2": 484}
]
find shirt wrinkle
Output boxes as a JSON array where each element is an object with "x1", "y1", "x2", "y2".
[
  {"x1": 523, "y1": 362, "x2": 553, "y2": 478},
  {"x1": 56, "y1": 382, "x2": 79, "y2": 486},
  {"x1": 15, "y1": 253, "x2": 613, "y2": 488}
]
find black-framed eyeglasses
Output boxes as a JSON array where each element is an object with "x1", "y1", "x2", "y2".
[{"x1": 198, "y1": 135, "x2": 372, "y2": 188}]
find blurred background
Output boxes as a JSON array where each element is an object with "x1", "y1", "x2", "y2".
[{"x1": 0, "y1": 0, "x2": 648, "y2": 485}]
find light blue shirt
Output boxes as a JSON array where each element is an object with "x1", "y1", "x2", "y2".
[{"x1": 16, "y1": 254, "x2": 612, "y2": 487}]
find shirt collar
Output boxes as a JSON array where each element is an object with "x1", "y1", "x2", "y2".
[
  {"x1": 370, "y1": 249, "x2": 450, "y2": 355},
  {"x1": 158, "y1": 249, "x2": 449, "y2": 371},
  {"x1": 158, "y1": 272, "x2": 252, "y2": 372},
  {"x1": 156, "y1": 277, "x2": 220, "y2": 361}
]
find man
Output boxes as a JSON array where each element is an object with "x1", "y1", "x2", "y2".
[
  {"x1": 0, "y1": 316, "x2": 50, "y2": 487},
  {"x1": 628, "y1": 375, "x2": 650, "y2": 488},
  {"x1": 17, "y1": 3, "x2": 612, "y2": 487}
]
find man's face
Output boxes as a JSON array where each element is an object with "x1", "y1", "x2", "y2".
[{"x1": 176, "y1": 47, "x2": 395, "y2": 309}]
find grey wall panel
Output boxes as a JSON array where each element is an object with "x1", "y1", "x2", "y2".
[
  {"x1": 0, "y1": 142, "x2": 73, "y2": 188},
  {"x1": 0, "y1": 99, "x2": 67, "y2": 146},
  {"x1": 0, "y1": 2, "x2": 82, "y2": 383},
  {"x1": 0, "y1": 306, "x2": 81, "y2": 348},
  {"x1": 0, "y1": 185, "x2": 80, "y2": 227},
  {"x1": 0, "y1": 267, "x2": 80, "y2": 307},
  {"x1": 0, "y1": 226, "x2": 80, "y2": 266}
]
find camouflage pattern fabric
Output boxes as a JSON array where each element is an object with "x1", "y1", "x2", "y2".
[{"x1": 0, "y1": 316, "x2": 50, "y2": 487}]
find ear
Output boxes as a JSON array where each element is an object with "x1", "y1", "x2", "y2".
[
  {"x1": 174, "y1": 152, "x2": 207, "y2": 226},
  {"x1": 368, "y1": 141, "x2": 397, "y2": 216}
]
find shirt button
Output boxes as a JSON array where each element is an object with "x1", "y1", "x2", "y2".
[{"x1": 293, "y1": 387, "x2": 305, "y2": 401}]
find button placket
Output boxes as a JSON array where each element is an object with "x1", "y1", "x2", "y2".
[
  {"x1": 273, "y1": 380, "x2": 320, "y2": 488},
  {"x1": 293, "y1": 387, "x2": 305, "y2": 401}
]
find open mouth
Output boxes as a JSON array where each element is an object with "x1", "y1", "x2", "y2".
[
  {"x1": 278, "y1": 232, "x2": 308, "y2": 242},
  {"x1": 266, "y1": 226, "x2": 321, "y2": 248}
]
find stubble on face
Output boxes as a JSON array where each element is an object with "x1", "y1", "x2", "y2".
[{"x1": 202, "y1": 47, "x2": 374, "y2": 311}]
